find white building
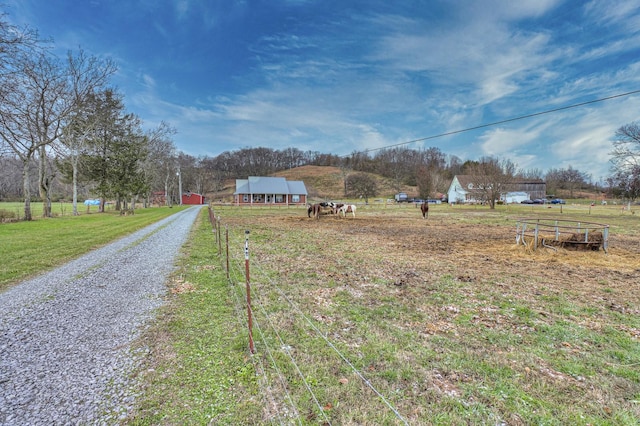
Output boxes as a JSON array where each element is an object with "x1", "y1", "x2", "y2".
[{"x1": 447, "y1": 175, "x2": 546, "y2": 204}]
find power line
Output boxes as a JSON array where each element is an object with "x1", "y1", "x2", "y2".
[{"x1": 349, "y1": 89, "x2": 640, "y2": 156}]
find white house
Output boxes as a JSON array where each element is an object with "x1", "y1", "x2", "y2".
[
  {"x1": 447, "y1": 175, "x2": 483, "y2": 204},
  {"x1": 447, "y1": 175, "x2": 546, "y2": 204}
]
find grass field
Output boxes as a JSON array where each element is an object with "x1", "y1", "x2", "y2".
[
  {"x1": 129, "y1": 202, "x2": 640, "y2": 425},
  {"x1": 0, "y1": 203, "x2": 191, "y2": 290},
  {"x1": 0, "y1": 200, "x2": 113, "y2": 219}
]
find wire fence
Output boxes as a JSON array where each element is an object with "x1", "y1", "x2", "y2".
[{"x1": 207, "y1": 206, "x2": 409, "y2": 425}]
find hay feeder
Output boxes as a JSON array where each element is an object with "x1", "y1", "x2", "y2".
[{"x1": 516, "y1": 218, "x2": 609, "y2": 253}]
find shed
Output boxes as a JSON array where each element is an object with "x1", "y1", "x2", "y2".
[
  {"x1": 182, "y1": 192, "x2": 205, "y2": 205},
  {"x1": 503, "y1": 191, "x2": 529, "y2": 204}
]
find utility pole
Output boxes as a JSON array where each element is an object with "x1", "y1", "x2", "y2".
[{"x1": 177, "y1": 164, "x2": 183, "y2": 205}]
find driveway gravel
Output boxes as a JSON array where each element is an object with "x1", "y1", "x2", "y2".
[{"x1": 0, "y1": 206, "x2": 201, "y2": 425}]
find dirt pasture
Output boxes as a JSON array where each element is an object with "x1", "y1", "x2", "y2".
[
  {"x1": 217, "y1": 205, "x2": 640, "y2": 424},
  {"x1": 250, "y1": 206, "x2": 640, "y2": 301}
]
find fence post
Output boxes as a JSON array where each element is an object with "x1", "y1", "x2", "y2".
[
  {"x1": 244, "y1": 230, "x2": 255, "y2": 354},
  {"x1": 209, "y1": 207, "x2": 217, "y2": 247},
  {"x1": 217, "y1": 217, "x2": 222, "y2": 255},
  {"x1": 225, "y1": 225, "x2": 230, "y2": 280},
  {"x1": 208, "y1": 206, "x2": 215, "y2": 229}
]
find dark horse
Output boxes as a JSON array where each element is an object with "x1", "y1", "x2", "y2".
[
  {"x1": 421, "y1": 202, "x2": 429, "y2": 218},
  {"x1": 307, "y1": 203, "x2": 322, "y2": 219}
]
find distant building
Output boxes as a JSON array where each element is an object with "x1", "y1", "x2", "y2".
[
  {"x1": 151, "y1": 191, "x2": 166, "y2": 206},
  {"x1": 234, "y1": 176, "x2": 308, "y2": 206},
  {"x1": 502, "y1": 191, "x2": 529, "y2": 204},
  {"x1": 447, "y1": 175, "x2": 546, "y2": 204},
  {"x1": 181, "y1": 192, "x2": 205, "y2": 205}
]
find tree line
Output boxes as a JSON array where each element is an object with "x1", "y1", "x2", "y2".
[{"x1": 2, "y1": 10, "x2": 639, "y2": 219}]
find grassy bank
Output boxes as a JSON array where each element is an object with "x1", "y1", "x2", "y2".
[
  {"x1": 128, "y1": 210, "x2": 263, "y2": 424},
  {"x1": 0, "y1": 205, "x2": 190, "y2": 290}
]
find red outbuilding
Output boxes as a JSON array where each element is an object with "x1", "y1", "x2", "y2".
[{"x1": 181, "y1": 192, "x2": 205, "y2": 205}]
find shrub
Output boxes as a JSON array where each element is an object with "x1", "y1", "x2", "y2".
[{"x1": 0, "y1": 209, "x2": 17, "y2": 222}]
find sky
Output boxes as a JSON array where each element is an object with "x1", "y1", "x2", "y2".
[{"x1": 4, "y1": 0, "x2": 640, "y2": 182}]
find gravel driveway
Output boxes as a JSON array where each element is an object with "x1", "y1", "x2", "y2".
[{"x1": 0, "y1": 206, "x2": 201, "y2": 425}]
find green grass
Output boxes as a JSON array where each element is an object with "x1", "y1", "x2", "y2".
[
  {"x1": 127, "y1": 204, "x2": 638, "y2": 425},
  {"x1": 0, "y1": 204, "x2": 191, "y2": 290},
  {"x1": 127, "y1": 211, "x2": 263, "y2": 425},
  {"x1": 4, "y1": 202, "x2": 638, "y2": 424},
  {"x1": 0, "y1": 200, "x2": 106, "y2": 218}
]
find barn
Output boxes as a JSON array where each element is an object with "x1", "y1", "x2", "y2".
[
  {"x1": 181, "y1": 192, "x2": 205, "y2": 205},
  {"x1": 234, "y1": 176, "x2": 308, "y2": 206},
  {"x1": 447, "y1": 175, "x2": 546, "y2": 204}
]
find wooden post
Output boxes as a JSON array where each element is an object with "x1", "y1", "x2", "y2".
[
  {"x1": 217, "y1": 217, "x2": 222, "y2": 255},
  {"x1": 245, "y1": 230, "x2": 255, "y2": 354}
]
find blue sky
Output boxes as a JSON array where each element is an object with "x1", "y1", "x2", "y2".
[{"x1": 5, "y1": 0, "x2": 640, "y2": 181}]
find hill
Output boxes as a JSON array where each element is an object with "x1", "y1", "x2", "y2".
[
  {"x1": 274, "y1": 165, "x2": 418, "y2": 201},
  {"x1": 207, "y1": 166, "x2": 603, "y2": 203},
  {"x1": 209, "y1": 165, "x2": 419, "y2": 202}
]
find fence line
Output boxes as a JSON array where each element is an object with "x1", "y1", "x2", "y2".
[
  {"x1": 224, "y1": 227, "x2": 316, "y2": 424},
  {"x1": 219, "y1": 239, "x2": 290, "y2": 425},
  {"x1": 229, "y1": 223, "x2": 316, "y2": 424},
  {"x1": 208, "y1": 206, "x2": 408, "y2": 425}
]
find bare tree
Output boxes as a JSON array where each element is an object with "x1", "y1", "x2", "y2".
[
  {"x1": 0, "y1": 13, "x2": 45, "y2": 219},
  {"x1": 607, "y1": 166, "x2": 640, "y2": 203},
  {"x1": 0, "y1": 42, "x2": 115, "y2": 220},
  {"x1": 560, "y1": 166, "x2": 590, "y2": 198},
  {"x1": 142, "y1": 121, "x2": 176, "y2": 206},
  {"x1": 0, "y1": 51, "x2": 65, "y2": 219},
  {"x1": 467, "y1": 157, "x2": 516, "y2": 209},
  {"x1": 517, "y1": 168, "x2": 544, "y2": 180},
  {"x1": 0, "y1": 10, "x2": 41, "y2": 77},
  {"x1": 611, "y1": 122, "x2": 640, "y2": 169},
  {"x1": 416, "y1": 165, "x2": 433, "y2": 199},
  {"x1": 345, "y1": 172, "x2": 377, "y2": 203},
  {"x1": 609, "y1": 122, "x2": 640, "y2": 205}
]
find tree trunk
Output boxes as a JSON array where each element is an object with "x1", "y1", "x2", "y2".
[
  {"x1": 72, "y1": 154, "x2": 79, "y2": 216},
  {"x1": 38, "y1": 148, "x2": 52, "y2": 218},
  {"x1": 22, "y1": 158, "x2": 32, "y2": 221},
  {"x1": 164, "y1": 174, "x2": 171, "y2": 207}
]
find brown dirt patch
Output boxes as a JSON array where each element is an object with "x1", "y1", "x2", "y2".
[{"x1": 225, "y1": 208, "x2": 640, "y2": 314}]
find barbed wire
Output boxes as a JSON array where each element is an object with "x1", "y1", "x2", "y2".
[
  {"x1": 216, "y1": 211, "x2": 409, "y2": 425},
  {"x1": 226, "y1": 230, "x2": 310, "y2": 424},
  {"x1": 226, "y1": 241, "x2": 300, "y2": 425}
]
